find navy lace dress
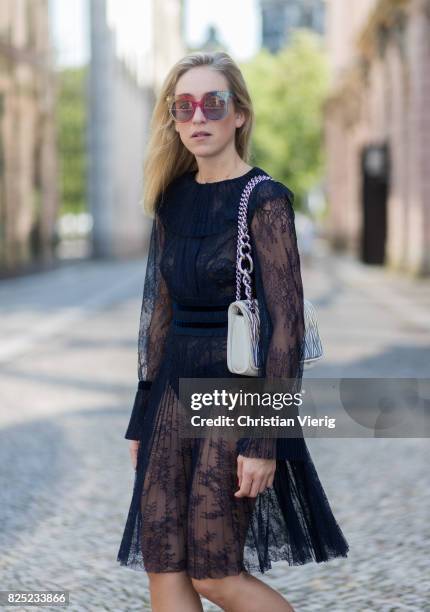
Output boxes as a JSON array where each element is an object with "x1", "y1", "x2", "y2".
[{"x1": 117, "y1": 165, "x2": 349, "y2": 579}]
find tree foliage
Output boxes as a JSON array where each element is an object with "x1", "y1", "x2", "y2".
[
  {"x1": 57, "y1": 66, "x2": 88, "y2": 214},
  {"x1": 240, "y1": 30, "x2": 329, "y2": 208}
]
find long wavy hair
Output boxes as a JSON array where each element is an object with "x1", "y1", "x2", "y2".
[{"x1": 142, "y1": 51, "x2": 255, "y2": 217}]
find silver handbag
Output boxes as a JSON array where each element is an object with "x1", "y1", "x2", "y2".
[{"x1": 227, "y1": 174, "x2": 323, "y2": 376}]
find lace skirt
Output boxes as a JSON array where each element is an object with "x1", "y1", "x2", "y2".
[{"x1": 117, "y1": 323, "x2": 350, "y2": 580}]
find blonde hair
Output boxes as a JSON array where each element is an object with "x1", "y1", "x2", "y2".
[{"x1": 142, "y1": 51, "x2": 255, "y2": 217}]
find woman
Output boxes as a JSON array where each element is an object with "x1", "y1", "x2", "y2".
[{"x1": 117, "y1": 51, "x2": 349, "y2": 611}]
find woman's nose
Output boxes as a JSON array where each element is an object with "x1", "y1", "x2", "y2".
[{"x1": 192, "y1": 105, "x2": 206, "y2": 122}]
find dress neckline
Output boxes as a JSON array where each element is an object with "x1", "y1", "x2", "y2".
[
  {"x1": 159, "y1": 165, "x2": 281, "y2": 238},
  {"x1": 192, "y1": 166, "x2": 257, "y2": 185}
]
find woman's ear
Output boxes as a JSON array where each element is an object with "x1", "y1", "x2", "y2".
[{"x1": 235, "y1": 111, "x2": 247, "y2": 129}]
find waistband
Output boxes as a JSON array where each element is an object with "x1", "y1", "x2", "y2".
[{"x1": 171, "y1": 301, "x2": 230, "y2": 336}]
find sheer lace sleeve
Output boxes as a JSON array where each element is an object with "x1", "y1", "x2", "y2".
[
  {"x1": 236, "y1": 184, "x2": 306, "y2": 460},
  {"x1": 124, "y1": 210, "x2": 173, "y2": 440}
]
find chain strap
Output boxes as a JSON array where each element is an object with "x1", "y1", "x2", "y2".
[{"x1": 235, "y1": 174, "x2": 273, "y2": 305}]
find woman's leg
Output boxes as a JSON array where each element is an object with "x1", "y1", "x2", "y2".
[
  {"x1": 147, "y1": 571, "x2": 203, "y2": 612},
  {"x1": 191, "y1": 571, "x2": 296, "y2": 612}
]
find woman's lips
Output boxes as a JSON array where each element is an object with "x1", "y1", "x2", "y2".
[{"x1": 192, "y1": 133, "x2": 211, "y2": 140}]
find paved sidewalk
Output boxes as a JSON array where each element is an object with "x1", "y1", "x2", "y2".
[
  {"x1": 326, "y1": 247, "x2": 430, "y2": 331},
  {"x1": 0, "y1": 253, "x2": 428, "y2": 611}
]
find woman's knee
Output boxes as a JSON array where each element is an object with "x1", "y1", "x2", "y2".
[{"x1": 191, "y1": 573, "x2": 245, "y2": 604}]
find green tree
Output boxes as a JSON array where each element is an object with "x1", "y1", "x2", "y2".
[
  {"x1": 56, "y1": 66, "x2": 88, "y2": 214},
  {"x1": 240, "y1": 30, "x2": 329, "y2": 208}
]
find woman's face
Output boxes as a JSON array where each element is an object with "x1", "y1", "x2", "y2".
[{"x1": 172, "y1": 66, "x2": 245, "y2": 160}]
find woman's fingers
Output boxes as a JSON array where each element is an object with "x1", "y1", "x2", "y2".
[
  {"x1": 234, "y1": 472, "x2": 253, "y2": 498},
  {"x1": 250, "y1": 476, "x2": 263, "y2": 498},
  {"x1": 234, "y1": 457, "x2": 276, "y2": 498},
  {"x1": 267, "y1": 471, "x2": 275, "y2": 488},
  {"x1": 237, "y1": 454, "x2": 244, "y2": 488},
  {"x1": 258, "y1": 472, "x2": 271, "y2": 494},
  {"x1": 129, "y1": 440, "x2": 140, "y2": 470}
]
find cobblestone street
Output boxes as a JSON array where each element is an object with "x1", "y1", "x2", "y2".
[{"x1": 0, "y1": 249, "x2": 429, "y2": 611}]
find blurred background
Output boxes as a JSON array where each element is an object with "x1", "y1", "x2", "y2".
[
  {"x1": 1, "y1": 0, "x2": 430, "y2": 275},
  {"x1": 0, "y1": 1, "x2": 429, "y2": 611}
]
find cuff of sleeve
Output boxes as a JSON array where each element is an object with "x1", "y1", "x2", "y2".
[
  {"x1": 236, "y1": 437, "x2": 277, "y2": 459},
  {"x1": 124, "y1": 380, "x2": 153, "y2": 440},
  {"x1": 236, "y1": 436, "x2": 308, "y2": 460}
]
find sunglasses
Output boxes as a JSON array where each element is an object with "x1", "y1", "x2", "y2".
[{"x1": 166, "y1": 90, "x2": 236, "y2": 122}]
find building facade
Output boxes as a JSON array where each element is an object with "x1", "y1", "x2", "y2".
[
  {"x1": 0, "y1": 0, "x2": 58, "y2": 273},
  {"x1": 88, "y1": 0, "x2": 185, "y2": 258},
  {"x1": 261, "y1": 0, "x2": 325, "y2": 53},
  {"x1": 324, "y1": 0, "x2": 430, "y2": 276}
]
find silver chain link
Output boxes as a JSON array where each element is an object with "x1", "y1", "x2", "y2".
[{"x1": 236, "y1": 174, "x2": 273, "y2": 304}]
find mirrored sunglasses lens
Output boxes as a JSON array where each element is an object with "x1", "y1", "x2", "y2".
[
  {"x1": 171, "y1": 99, "x2": 193, "y2": 122},
  {"x1": 204, "y1": 94, "x2": 227, "y2": 119}
]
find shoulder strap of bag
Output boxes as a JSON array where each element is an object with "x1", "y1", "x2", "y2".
[{"x1": 236, "y1": 174, "x2": 273, "y2": 302}]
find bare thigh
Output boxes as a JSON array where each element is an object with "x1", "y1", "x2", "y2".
[{"x1": 187, "y1": 436, "x2": 257, "y2": 579}]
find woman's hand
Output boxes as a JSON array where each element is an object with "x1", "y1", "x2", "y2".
[
  {"x1": 129, "y1": 440, "x2": 140, "y2": 470},
  {"x1": 234, "y1": 455, "x2": 276, "y2": 498}
]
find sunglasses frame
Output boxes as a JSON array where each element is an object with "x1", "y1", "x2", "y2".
[{"x1": 166, "y1": 90, "x2": 236, "y2": 123}]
